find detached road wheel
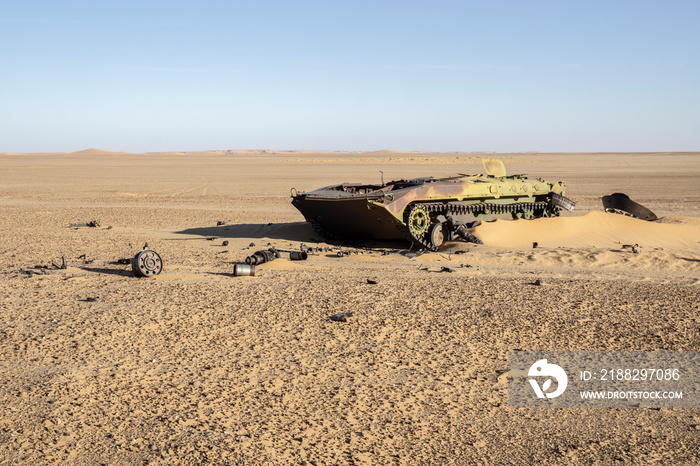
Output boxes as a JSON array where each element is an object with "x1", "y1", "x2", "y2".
[
  {"x1": 428, "y1": 222, "x2": 447, "y2": 250},
  {"x1": 132, "y1": 249, "x2": 163, "y2": 277}
]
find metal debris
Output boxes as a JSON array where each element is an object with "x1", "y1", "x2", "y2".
[
  {"x1": 51, "y1": 256, "x2": 67, "y2": 269},
  {"x1": 445, "y1": 215, "x2": 483, "y2": 245},
  {"x1": 602, "y1": 193, "x2": 658, "y2": 221},
  {"x1": 622, "y1": 243, "x2": 640, "y2": 254},
  {"x1": 132, "y1": 249, "x2": 163, "y2": 278},
  {"x1": 289, "y1": 251, "x2": 308, "y2": 261},
  {"x1": 233, "y1": 263, "x2": 255, "y2": 276},
  {"x1": 222, "y1": 240, "x2": 229, "y2": 246},
  {"x1": 70, "y1": 220, "x2": 110, "y2": 229},
  {"x1": 532, "y1": 242, "x2": 539, "y2": 249},
  {"x1": 245, "y1": 249, "x2": 279, "y2": 265},
  {"x1": 366, "y1": 279, "x2": 378, "y2": 284},
  {"x1": 330, "y1": 312, "x2": 353, "y2": 322}
]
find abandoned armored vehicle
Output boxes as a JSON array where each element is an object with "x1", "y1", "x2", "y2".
[{"x1": 291, "y1": 159, "x2": 575, "y2": 250}]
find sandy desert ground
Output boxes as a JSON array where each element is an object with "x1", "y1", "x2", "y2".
[{"x1": 1, "y1": 150, "x2": 699, "y2": 464}]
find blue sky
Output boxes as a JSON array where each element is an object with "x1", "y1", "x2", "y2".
[{"x1": 1, "y1": 0, "x2": 698, "y2": 153}]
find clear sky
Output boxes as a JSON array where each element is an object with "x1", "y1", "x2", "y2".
[{"x1": 1, "y1": 0, "x2": 698, "y2": 153}]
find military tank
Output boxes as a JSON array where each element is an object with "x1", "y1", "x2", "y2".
[{"x1": 291, "y1": 159, "x2": 575, "y2": 250}]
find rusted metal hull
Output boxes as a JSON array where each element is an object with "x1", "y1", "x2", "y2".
[{"x1": 291, "y1": 160, "x2": 575, "y2": 249}]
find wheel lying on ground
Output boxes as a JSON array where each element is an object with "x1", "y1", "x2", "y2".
[{"x1": 132, "y1": 249, "x2": 163, "y2": 277}]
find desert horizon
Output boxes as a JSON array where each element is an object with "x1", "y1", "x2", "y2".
[{"x1": 1, "y1": 150, "x2": 699, "y2": 463}]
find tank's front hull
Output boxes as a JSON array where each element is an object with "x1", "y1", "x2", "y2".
[{"x1": 292, "y1": 194, "x2": 406, "y2": 240}]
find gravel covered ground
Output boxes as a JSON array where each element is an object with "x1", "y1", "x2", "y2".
[{"x1": 1, "y1": 150, "x2": 699, "y2": 464}]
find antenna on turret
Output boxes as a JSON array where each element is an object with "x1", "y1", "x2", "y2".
[{"x1": 380, "y1": 171, "x2": 385, "y2": 186}]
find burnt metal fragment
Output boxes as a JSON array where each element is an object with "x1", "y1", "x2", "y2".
[
  {"x1": 330, "y1": 312, "x2": 353, "y2": 322},
  {"x1": 602, "y1": 193, "x2": 658, "y2": 221},
  {"x1": 245, "y1": 249, "x2": 278, "y2": 265},
  {"x1": 445, "y1": 215, "x2": 483, "y2": 245},
  {"x1": 622, "y1": 243, "x2": 640, "y2": 254},
  {"x1": 51, "y1": 256, "x2": 67, "y2": 269}
]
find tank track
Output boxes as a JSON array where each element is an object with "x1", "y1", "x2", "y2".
[
  {"x1": 400, "y1": 199, "x2": 560, "y2": 250},
  {"x1": 418, "y1": 200, "x2": 556, "y2": 217}
]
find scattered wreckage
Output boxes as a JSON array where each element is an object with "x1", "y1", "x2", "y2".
[
  {"x1": 291, "y1": 159, "x2": 576, "y2": 250},
  {"x1": 50, "y1": 176, "x2": 663, "y2": 282}
]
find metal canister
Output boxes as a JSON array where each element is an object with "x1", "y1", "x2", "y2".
[
  {"x1": 233, "y1": 263, "x2": 255, "y2": 276},
  {"x1": 289, "y1": 251, "x2": 308, "y2": 261}
]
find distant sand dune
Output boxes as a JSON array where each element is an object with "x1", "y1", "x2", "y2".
[{"x1": 68, "y1": 148, "x2": 135, "y2": 156}]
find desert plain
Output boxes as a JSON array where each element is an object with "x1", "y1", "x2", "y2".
[{"x1": 0, "y1": 150, "x2": 699, "y2": 464}]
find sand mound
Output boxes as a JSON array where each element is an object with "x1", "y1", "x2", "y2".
[{"x1": 475, "y1": 212, "x2": 700, "y2": 250}]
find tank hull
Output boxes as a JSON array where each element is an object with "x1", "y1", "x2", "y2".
[{"x1": 291, "y1": 160, "x2": 575, "y2": 249}]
